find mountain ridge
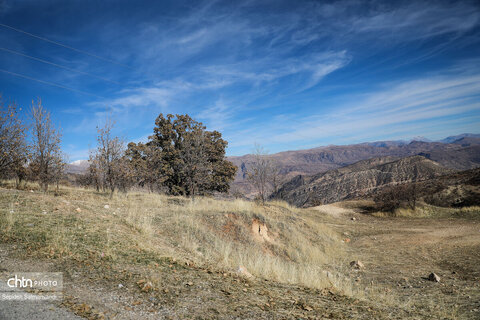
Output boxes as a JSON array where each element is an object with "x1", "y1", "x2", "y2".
[
  {"x1": 271, "y1": 155, "x2": 453, "y2": 207},
  {"x1": 229, "y1": 136, "x2": 480, "y2": 196}
]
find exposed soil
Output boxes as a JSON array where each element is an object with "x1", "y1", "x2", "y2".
[{"x1": 315, "y1": 205, "x2": 480, "y2": 319}]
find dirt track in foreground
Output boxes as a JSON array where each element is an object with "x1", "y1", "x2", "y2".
[{"x1": 318, "y1": 207, "x2": 480, "y2": 319}]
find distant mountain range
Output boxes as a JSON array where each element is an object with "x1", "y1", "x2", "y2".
[
  {"x1": 228, "y1": 134, "x2": 480, "y2": 197},
  {"x1": 66, "y1": 134, "x2": 480, "y2": 202},
  {"x1": 439, "y1": 133, "x2": 480, "y2": 144}
]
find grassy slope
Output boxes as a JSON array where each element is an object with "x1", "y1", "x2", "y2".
[{"x1": 1, "y1": 183, "x2": 479, "y2": 319}]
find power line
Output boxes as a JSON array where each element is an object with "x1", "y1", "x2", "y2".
[
  {"x1": 0, "y1": 47, "x2": 120, "y2": 85},
  {"x1": 0, "y1": 23, "x2": 134, "y2": 69},
  {"x1": 0, "y1": 68, "x2": 104, "y2": 98}
]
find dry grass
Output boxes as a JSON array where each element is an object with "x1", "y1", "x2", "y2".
[
  {"x1": 2, "y1": 184, "x2": 479, "y2": 319},
  {"x1": 372, "y1": 202, "x2": 480, "y2": 218},
  {"x1": 0, "y1": 185, "x2": 349, "y2": 293}
]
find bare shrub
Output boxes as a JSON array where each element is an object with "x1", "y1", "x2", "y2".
[{"x1": 374, "y1": 183, "x2": 418, "y2": 213}]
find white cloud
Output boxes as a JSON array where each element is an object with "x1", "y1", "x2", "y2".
[
  {"x1": 225, "y1": 67, "x2": 480, "y2": 151},
  {"x1": 348, "y1": 2, "x2": 479, "y2": 39},
  {"x1": 108, "y1": 87, "x2": 173, "y2": 108},
  {"x1": 49, "y1": 0, "x2": 480, "y2": 158}
]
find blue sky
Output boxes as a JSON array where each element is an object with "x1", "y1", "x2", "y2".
[{"x1": 1, "y1": 0, "x2": 479, "y2": 161}]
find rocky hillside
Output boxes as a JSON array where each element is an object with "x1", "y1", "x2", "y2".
[
  {"x1": 229, "y1": 138, "x2": 480, "y2": 196},
  {"x1": 271, "y1": 156, "x2": 452, "y2": 207},
  {"x1": 416, "y1": 167, "x2": 480, "y2": 208}
]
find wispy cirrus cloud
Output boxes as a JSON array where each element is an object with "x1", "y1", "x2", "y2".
[
  {"x1": 347, "y1": 1, "x2": 479, "y2": 39},
  {"x1": 87, "y1": 0, "x2": 480, "y2": 115},
  {"x1": 224, "y1": 63, "x2": 480, "y2": 153},
  {"x1": 2, "y1": 0, "x2": 480, "y2": 161}
]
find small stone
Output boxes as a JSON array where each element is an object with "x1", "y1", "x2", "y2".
[
  {"x1": 237, "y1": 266, "x2": 253, "y2": 278},
  {"x1": 104, "y1": 205, "x2": 110, "y2": 209},
  {"x1": 141, "y1": 281, "x2": 153, "y2": 292},
  {"x1": 428, "y1": 273, "x2": 440, "y2": 282},
  {"x1": 351, "y1": 217, "x2": 356, "y2": 221},
  {"x1": 350, "y1": 260, "x2": 365, "y2": 269},
  {"x1": 75, "y1": 208, "x2": 81, "y2": 213},
  {"x1": 186, "y1": 281, "x2": 193, "y2": 286},
  {"x1": 118, "y1": 284, "x2": 124, "y2": 288}
]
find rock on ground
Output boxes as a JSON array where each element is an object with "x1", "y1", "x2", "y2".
[{"x1": 428, "y1": 272, "x2": 441, "y2": 282}]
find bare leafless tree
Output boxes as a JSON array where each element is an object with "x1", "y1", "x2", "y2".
[
  {"x1": 87, "y1": 152, "x2": 102, "y2": 191},
  {"x1": 247, "y1": 144, "x2": 277, "y2": 204},
  {"x1": 30, "y1": 99, "x2": 64, "y2": 192},
  {"x1": 89, "y1": 118, "x2": 125, "y2": 196},
  {"x1": 0, "y1": 96, "x2": 28, "y2": 185},
  {"x1": 52, "y1": 152, "x2": 68, "y2": 193}
]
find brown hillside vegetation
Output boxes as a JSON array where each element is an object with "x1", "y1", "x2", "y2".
[
  {"x1": 272, "y1": 156, "x2": 451, "y2": 207},
  {"x1": 229, "y1": 139, "x2": 480, "y2": 196},
  {"x1": 415, "y1": 167, "x2": 480, "y2": 208},
  {"x1": 1, "y1": 184, "x2": 479, "y2": 319}
]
